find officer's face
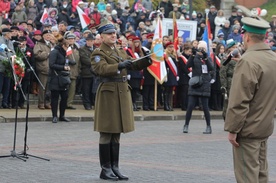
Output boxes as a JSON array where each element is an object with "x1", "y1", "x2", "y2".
[{"x1": 101, "y1": 32, "x2": 117, "y2": 46}]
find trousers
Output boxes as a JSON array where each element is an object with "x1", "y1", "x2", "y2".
[{"x1": 233, "y1": 138, "x2": 268, "y2": 183}]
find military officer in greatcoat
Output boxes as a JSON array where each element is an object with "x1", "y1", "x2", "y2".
[
  {"x1": 224, "y1": 17, "x2": 276, "y2": 183},
  {"x1": 91, "y1": 21, "x2": 152, "y2": 181}
]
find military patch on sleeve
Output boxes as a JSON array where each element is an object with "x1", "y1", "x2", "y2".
[{"x1": 94, "y1": 55, "x2": 101, "y2": 63}]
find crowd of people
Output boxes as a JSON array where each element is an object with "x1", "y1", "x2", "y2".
[{"x1": 0, "y1": 0, "x2": 276, "y2": 115}]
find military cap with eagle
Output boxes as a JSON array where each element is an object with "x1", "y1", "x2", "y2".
[{"x1": 97, "y1": 20, "x2": 116, "y2": 34}]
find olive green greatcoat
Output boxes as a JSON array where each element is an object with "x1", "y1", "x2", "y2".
[{"x1": 91, "y1": 43, "x2": 151, "y2": 133}]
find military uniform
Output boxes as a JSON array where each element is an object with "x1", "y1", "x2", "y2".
[
  {"x1": 219, "y1": 58, "x2": 236, "y2": 119},
  {"x1": 224, "y1": 17, "x2": 276, "y2": 183},
  {"x1": 91, "y1": 22, "x2": 151, "y2": 181}
]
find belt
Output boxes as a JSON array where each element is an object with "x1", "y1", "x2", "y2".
[{"x1": 101, "y1": 76, "x2": 128, "y2": 83}]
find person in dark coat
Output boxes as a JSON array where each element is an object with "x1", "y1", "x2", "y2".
[
  {"x1": 209, "y1": 42, "x2": 223, "y2": 111},
  {"x1": 126, "y1": 36, "x2": 144, "y2": 111},
  {"x1": 79, "y1": 33, "x2": 95, "y2": 110},
  {"x1": 183, "y1": 41, "x2": 214, "y2": 134},
  {"x1": 177, "y1": 43, "x2": 192, "y2": 110},
  {"x1": 207, "y1": 5, "x2": 217, "y2": 40},
  {"x1": 11, "y1": 36, "x2": 34, "y2": 109},
  {"x1": 158, "y1": 0, "x2": 173, "y2": 18},
  {"x1": 48, "y1": 38, "x2": 71, "y2": 123},
  {"x1": 163, "y1": 42, "x2": 178, "y2": 111}
]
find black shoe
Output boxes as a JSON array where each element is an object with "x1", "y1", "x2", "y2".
[
  {"x1": 183, "y1": 125, "x2": 189, "y2": 133},
  {"x1": 85, "y1": 106, "x2": 92, "y2": 110},
  {"x1": 66, "y1": 106, "x2": 76, "y2": 110},
  {"x1": 59, "y1": 117, "x2": 70, "y2": 122},
  {"x1": 52, "y1": 117, "x2": 58, "y2": 123},
  {"x1": 2, "y1": 103, "x2": 10, "y2": 109},
  {"x1": 203, "y1": 126, "x2": 212, "y2": 134}
]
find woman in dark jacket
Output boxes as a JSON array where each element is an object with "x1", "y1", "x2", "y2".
[
  {"x1": 177, "y1": 43, "x2": 192, "y2": 110},
  {"x1": 183, "y1": 41, "x2": 214, "y2": 134},
  {"x1": 163, "y1": 42, "x2": 178, "y2": 111},
  {"x1": 48, "y1": 39, "x2": 71, "y2": 123}
]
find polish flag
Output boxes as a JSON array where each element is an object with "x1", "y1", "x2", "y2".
[
  {"x1": 66, "y1": 46, "x2": 73, "y2": 56},
  {"x1": 76, "y1": 6, "x2": 90, "y2": 29},
  {"x1": 40, "y1": 9, "x2": 48, "y2": 24}
]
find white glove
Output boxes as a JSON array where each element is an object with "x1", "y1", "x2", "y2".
[
  {"x1": 210, "y1": 79, "x2": 215, "y2": 84},
  {"x1": 127, "y1": 74, "x2": 131, "y2": 80},
  {"x1": 188, "y1": 72, "x2": 192, "y2": 78},
  {"x1": 164, "y1": 77, "x2": 168, "y2": 82},
  {"x1": 176, "y1": 76, "x2": 179, "y2": 81}
]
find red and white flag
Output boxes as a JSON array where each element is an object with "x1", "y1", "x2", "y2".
[
  {"x1": 66, "y1": 46, "x2": 73, "y2": 56},
  {"x1": 40, "y1": 8, "x2": 48, "y2": 24},
  {"x1": 72, "y1": 0, "x2": 80, "y2": 12},
  {"x1": 148, "y1": 18, "x2": 167, "y2": 84},
  {"x1": 76, "y1": 6, "x2": 90, "y2": 29}
]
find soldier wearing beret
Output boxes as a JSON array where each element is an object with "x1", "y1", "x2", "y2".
[
  {"x1": 224, "y1": 17, "x2": 276, "y2": 183},
  {"x1": 91, "y1": 21, "x2": 151, "y2": 181}
]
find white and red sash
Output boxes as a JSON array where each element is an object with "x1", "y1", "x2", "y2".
[
  {"x1": 215, "y1": 55, "x2": 221, "y2": 67},
  {"x1": 164, "y1": 53, "x2": 178, "y2": 77},
  {"x1": 179, "y1": 55, "x2": 192, "y2": 72}
]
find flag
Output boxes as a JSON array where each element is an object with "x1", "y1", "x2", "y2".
[
  {"x1": 72, "y1": 0, "x2": 80, "y2": 12},
  {"x1": 147, "y1": 18, "x2": 167, "y2": 84},
  {"x1": 173, "y1": 12, "x2": 179, "y2": 53},
  {"x1": 40, "y1": 8, "x2": 48, "y2": 24},
  {"x1": 66, "y1": 46, "x2": 73, "y2": 56},
  {"x1": 76, "y1": 6, "x2": 90, "y2": 29},
  {"x1": 202, "y1": 18, "x2": 213, "y2": 57}
]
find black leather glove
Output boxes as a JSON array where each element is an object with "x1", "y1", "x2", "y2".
[
  {"x1": 118, "y1": 60, "x2": 132, "y2": 70},
  {"x1": 192, "y1": 47, "x2": 197, "y2": 55},
  {"x1": 202, "y1": 50, "x2": 207, "y2": 59}
]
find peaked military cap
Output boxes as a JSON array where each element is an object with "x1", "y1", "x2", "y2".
[
  {"x1": 241, "y1": 17, "x2": 270, "y2": 35},
  {"x1": 97, "y1": 20, "x2": 116, "y2": 34}
]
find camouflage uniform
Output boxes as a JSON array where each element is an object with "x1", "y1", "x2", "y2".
[{"x1": 219, "y1": 59, "x2": 236, "y2": 119}]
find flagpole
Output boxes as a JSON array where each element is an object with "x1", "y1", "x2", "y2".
[{"x1": 154, "y1": 79, "x2": 157, "y2": 111}]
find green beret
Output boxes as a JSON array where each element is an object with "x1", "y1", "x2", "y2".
[{"x1": 241, "y1": 17, "x2": 270, "y2": 34}]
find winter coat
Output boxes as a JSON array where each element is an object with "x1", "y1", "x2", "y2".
[
  {"x1": 66, "y1": 44, "x2": 80, "y2": 80},
  {"x1": 178, "y1": 53, "x2": 191, "y2": 85},
  {"x1": 187, "y1": 54, "x2": 214, "y2": 97},
  {"x1": 33, "y1": 39, "x2": 51, "y2": 75},
  {"x1": 91, "y1": 42, "x2": 151, "y2": 133},
  {"x1": 48, "y1": 45, "x2": 70, "y2": 91},
  {"x1": 0, "y1": 36, "x2": 15, "y2": 73},
  {"x1": 79, "y1": 44, "x2": 94, "y2": 78},
  {"x1": 26, "y1": 5, "x2": 38, "y2": 21},
  {"x1": 163, "y1": 54, "x2": 178, "y2": 87}
]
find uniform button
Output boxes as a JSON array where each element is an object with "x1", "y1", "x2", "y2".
[{"x1": 120, "y1": 91, "x2": 122, "y2": 93}]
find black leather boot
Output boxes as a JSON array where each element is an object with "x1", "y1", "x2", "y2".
[
  {"x1": 110, "y1": 142, "x2": 129, "y2": 180},
  {"x1": 133, "y1": 103, "x2": 139, "y2": 111},
  {"x1": 168, "y1": 92, "x2": 174, "y2": 111},
  {"x1": 203, "y1": 126, "x2": 212, "y2": 134},
  {"x1": 183, "y1": 125, "x2": 189, "y2": 133},
  {"x1": 163, "y1": 94, "x2": 170, "y2": 111},
  {"x1": 99, "y1": 144, "x2": 119, "y2": 181}
]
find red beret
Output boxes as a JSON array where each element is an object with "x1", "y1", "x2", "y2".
[
  {"x1": 132, "y1": 36, "x2": 140, "y2": 42},
  {"x1": 165, "y1": 42, "x2": 174, "y2": 48},
  {"x1": 33, "y1": 30, "x2": 42, "y2": 35},
  {"x1": 126, "y1": 35, "x2": 135, "y2": 40},
  {"x1": 146, "y1": 33, "x2": 154, "y2": 39}
]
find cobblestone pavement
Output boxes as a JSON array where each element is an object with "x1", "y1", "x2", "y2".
[{"x1": 0, "y1": 120, "x2": 275, "y2": 183}]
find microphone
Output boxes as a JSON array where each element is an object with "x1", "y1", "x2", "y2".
[
  {"x1": 4, "y1": 47, "x2": 13, "y2": 53},
  {"x1": 222, "y1": 49, "x2": 239, "y2": 66}
]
